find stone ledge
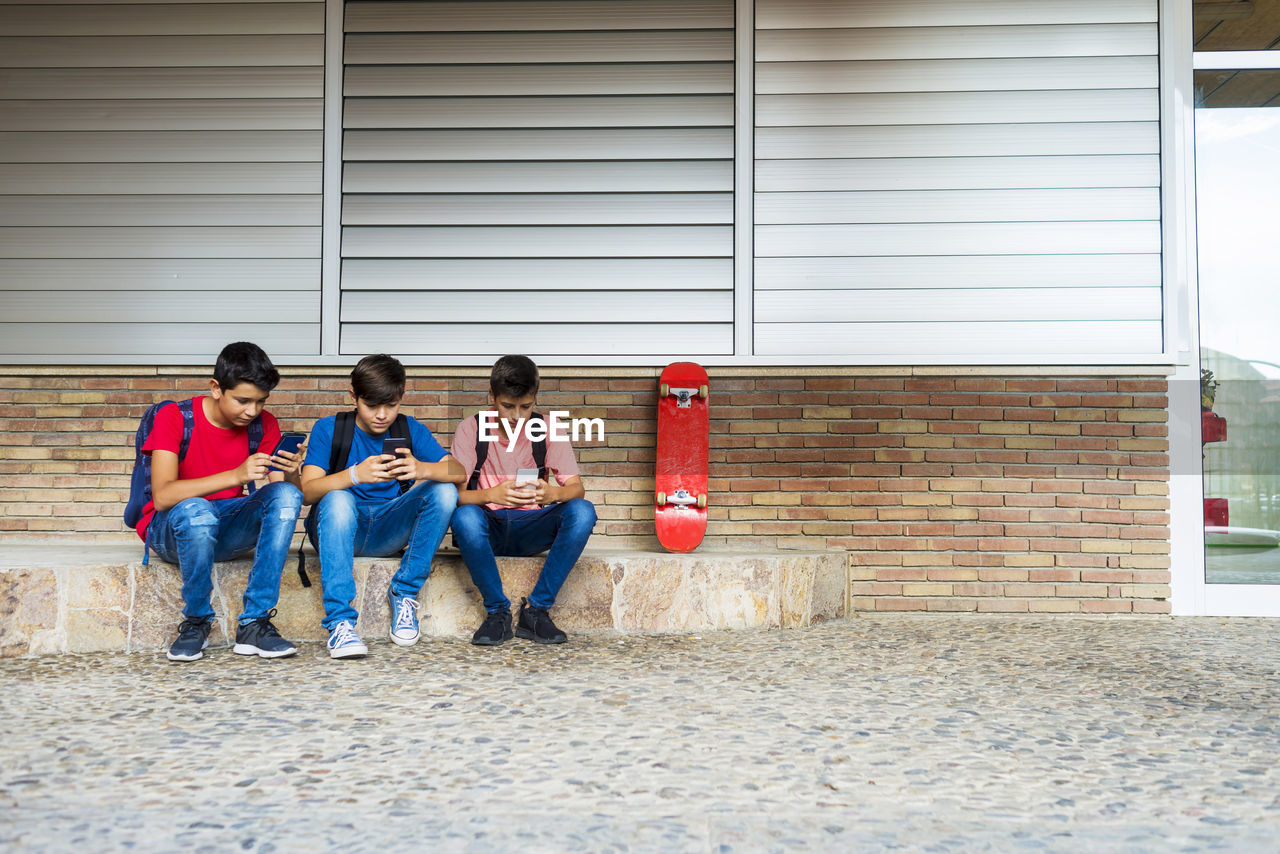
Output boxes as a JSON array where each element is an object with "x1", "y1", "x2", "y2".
[{"x1": 0, "y1": 544, "x2": 848, "y2": 657}]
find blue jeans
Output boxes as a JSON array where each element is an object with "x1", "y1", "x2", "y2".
[
  {"x1": 149, "y1": 481, "x2": 304, "y2": 624},
  {"x1": 451, "y1": 499, "x2": 596, "y2": 612},
  {"x1": 305, "y1": 481, "x2": 458, "y2": 630}
]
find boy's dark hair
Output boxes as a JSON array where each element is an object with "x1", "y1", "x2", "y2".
[
  {"x1": 490, "y1": 355, "x2": 540, "y2": 399},
  {"x1": 351, "y1": 354, "x2": 406, "y2": 406},
  {"x1": 214, "y1": 341, "x2": 280, "y2": 392}
]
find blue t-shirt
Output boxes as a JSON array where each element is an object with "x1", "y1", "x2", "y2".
[{"x1": 305, "y1": 413, "x2": 448, "y2": 504}]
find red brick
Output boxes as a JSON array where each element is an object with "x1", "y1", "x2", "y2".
[
  {"x1": 1081, "y1": 599, "x2": 1133, "y2": 613},
  {"x1": 955, "y1": 379, "x2": 1005, "y2": 392},
  {"x1": 1028, "y1": 569, "x2": 1078, "y2": 583},
  {"x1": 874, "y1": 598, "x2": 929, "y2": 612}
]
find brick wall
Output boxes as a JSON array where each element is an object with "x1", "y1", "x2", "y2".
[{"x1": 0, "y1": 367, "x2": 1171, "y2": 613}]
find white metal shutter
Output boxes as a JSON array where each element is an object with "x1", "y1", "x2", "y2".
[
  {"x1": 341, "y1": 0, "x2": 735, "y2": 357},
  {"x1": 0, "y1": 0, "x2": 324, "y2": 359},
  {"x1": 754, "y1": 0, "x2": 1163, "y2": 358}
]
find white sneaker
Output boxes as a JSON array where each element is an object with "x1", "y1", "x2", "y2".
[
  {"x1": 389, "y1": 592, "x2": 420, "y2": 647},
  {"x1": 326, "y1": 620, "x2": 368, "y2": 659}
]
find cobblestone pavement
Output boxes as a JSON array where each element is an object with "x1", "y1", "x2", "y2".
[{"x1": 2, "y1": 615, "x2": 1279, "y2": 853}]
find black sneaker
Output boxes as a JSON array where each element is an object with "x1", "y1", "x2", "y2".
[
  {"x1": 232, "y1": 609, "x2": 297, "y2": 659},
  {"x1": 471, "y1": 609, "x2": 513, "y2": 646},
  {"x1": 167, "y1": 616, "x2": 212, "y2": 662},
  {"x1": 515, "y1": 598, "x2": 567, "y2": 644}
]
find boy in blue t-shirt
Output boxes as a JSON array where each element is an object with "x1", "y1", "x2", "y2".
[{"x1": 301, "y1": 354, "x2": 464, "y2": 658}]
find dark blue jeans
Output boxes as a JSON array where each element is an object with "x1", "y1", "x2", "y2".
[
  {"x1": 305, "y1": 481, "x2": 458, "y2": 630},
  {"x1": 148, "y1": 481, "x2": 304, "y2": 624},
  {"x1": 451, "y1": 499, "x2": 597, "y2": 612}
]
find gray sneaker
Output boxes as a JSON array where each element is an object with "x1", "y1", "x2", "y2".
[
  {"x1": 167, "y1": 616, "x2": 212, "y2": 662},
  {"x1": 233, "y1": 609, "x2": 297, "y2": 659}
]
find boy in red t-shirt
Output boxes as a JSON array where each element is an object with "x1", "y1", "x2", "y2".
[
  {"x1": 140, "y1": 342, "x2": 306, "y2": 662},
  {"x1": 450, "y1": 355, "x2": 597, "y2": 646}
]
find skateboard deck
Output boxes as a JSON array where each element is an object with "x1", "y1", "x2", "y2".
[{"x1": 655, "y1": 361, "x2": 709, "y2": 553}]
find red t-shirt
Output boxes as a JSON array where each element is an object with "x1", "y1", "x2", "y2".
[{"x1": 136, "y1": 397, "x2": 281, "y2": 542}]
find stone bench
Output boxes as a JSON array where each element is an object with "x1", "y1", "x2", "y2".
[{"x1": 0, "y1": 543, "x2": 848, "y2": 656}]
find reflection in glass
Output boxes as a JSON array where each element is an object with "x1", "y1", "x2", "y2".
[{"x1": 1196, "y1": 105, "x2": 1280, "y2": 584}]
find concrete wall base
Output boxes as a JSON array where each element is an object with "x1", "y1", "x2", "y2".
[{"x1": 0, "y1": 544, "x2": 848, "y2": 656}]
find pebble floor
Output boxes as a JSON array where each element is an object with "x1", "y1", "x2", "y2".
[{"x1": 3, "y1": 615, "x2": 1279, "y2": 853}]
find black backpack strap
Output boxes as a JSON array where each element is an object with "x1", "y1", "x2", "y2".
[
  {"x1": 467, "y1": 413, "x2": 490, "y2": 491},
  {"x1": 329, "y1": 410, "x2": 357, "y2": 475},
  {"x1": 296, "y1": 540, "x2": 311, "y2": 588},
  {"x1": 531, "y1": 411, "x2": 548, "y2": 482}
]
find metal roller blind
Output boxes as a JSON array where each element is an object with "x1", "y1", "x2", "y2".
[
  {"x1": 0, "y1": 0, "x2": 324, "y2": 359},
  {"x1": 754, "y1": 0, "x2": 1163, "y2": 359},
  {"x1": 340, "y1": 0, "x2": 735, "y2": 357}
]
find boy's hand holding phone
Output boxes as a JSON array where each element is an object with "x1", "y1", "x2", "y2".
[
  {"x1": 236, "y1": 453, "x2": 274, "y2": 485},
  {"x1": 381, "y1": 437, "x2": 417, "y2": 481},
  {"x1": 351, "y1": 453, "x2": 392, "y2": 483},
  {"x1": 493, "y1": 468, "x2": 541, "y2": 507},
  {"x1": 268, "y1": 433, "x2": 307, "y2": 474}
]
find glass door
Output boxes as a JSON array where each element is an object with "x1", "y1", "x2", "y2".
[{"x1": 1193, "y1": 10, "x2": 1280, "y2": 611}]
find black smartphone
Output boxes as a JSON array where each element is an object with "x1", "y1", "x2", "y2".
[
  {"x1": 382, "y1": 436, "x2": 410, "y2": 462},
  {"x1": 268, "y1": 432, "x2": 305, "y2": 472}
]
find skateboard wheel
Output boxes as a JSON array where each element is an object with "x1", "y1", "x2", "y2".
[
  {"x1": 660, "y1": 383, "x2": 669, "y2": 398},
  {"x1": 698, "y1": 385, "x2": 708, "y2": 399},
  {"x1": 656, "y1": 491, "x2": 666, "y2": 506},
  {"x1": 696, "y1": 494, "x2": 707, "y2": 509}
]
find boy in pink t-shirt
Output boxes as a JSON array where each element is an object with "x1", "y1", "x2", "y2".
[{"x1": 450, "y1": 356, "x2": 597, "y2": 646}]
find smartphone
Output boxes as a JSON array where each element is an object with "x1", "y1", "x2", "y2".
[
  {"x1": 267, "y1": 433, "x2": 305, "y2": 472},
  {"x1": 382, "y1": 436, "x2": 410, "y2": 461},
  {"x1": 515, "y1": 467, "x2": 539, "y2": 489}
]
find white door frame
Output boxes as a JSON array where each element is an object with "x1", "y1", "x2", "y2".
[{"x1": 1165, "y1": 0, "x2": 1280, "y2": 615}]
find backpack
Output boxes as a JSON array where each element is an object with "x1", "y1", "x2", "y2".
[
  {"x1": 125, "y1": 399, "x2": 263, "y2": 563},
  {"x1": 467, "y1": 411, "x2": 548, "y2": 490},
  {"x1": 296, "y1": 410, "x2": 414, "y2": 587},
  {"x1": 328, "y1": 410, "x2": 413, "y2": 496}
]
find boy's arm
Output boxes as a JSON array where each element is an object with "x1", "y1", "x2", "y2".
[
  {"x1": 535, "y1": 474, "x2": 583, "y2": 506},
  {"x1": 150, "y1": 449, "x2": 271, "y2": 512},
  {"x1": 301, "y1": 453, "x2": 395, "y2": 505},
  {"x1": 300, "y1": 464, "x2": 347, "y2": 505},
  {"x1": 407, "y1": 454, "x2": 465, "y2": 485}
]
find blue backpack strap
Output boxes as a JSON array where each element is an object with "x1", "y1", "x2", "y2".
[
  {"x1": 246, "y1": 413, "x2": 264, "y2": 495},
  {"x1": 175, "y1": 399, "x2": 195, "y2": 461}
]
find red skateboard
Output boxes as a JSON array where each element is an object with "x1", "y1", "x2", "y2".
[{"x1": 655, "y1": 361, "x2": 709, "y2": 553}]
